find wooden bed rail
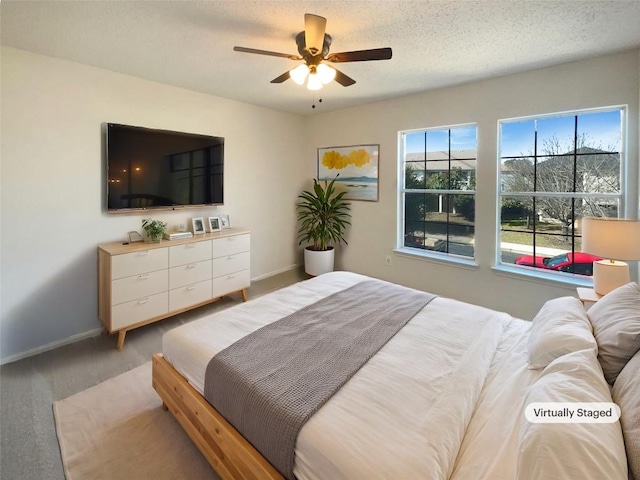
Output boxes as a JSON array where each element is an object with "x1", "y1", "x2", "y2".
[{"x1": 151, "y1": 354, "x2": 284, "y2": 480}]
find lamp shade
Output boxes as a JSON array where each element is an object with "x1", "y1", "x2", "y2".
[
  {"x1": 582, "y1": 217, "x2": 640, "y2": 261},
  {"x1": 582, "y1": 217, "x2": 640, "y2": 295}
]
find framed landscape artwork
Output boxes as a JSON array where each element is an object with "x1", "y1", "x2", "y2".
[{"x1": 317, "y1": 144, "x2": 379, "y2": 201}]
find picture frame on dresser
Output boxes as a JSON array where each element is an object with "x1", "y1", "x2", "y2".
[
  {"x1": 220, "y1": 214, "x2": 231, "y2": 229},
  {"x1": 192, "y1": 217, "x2": 205, "y2": 235},
  {"x1": 208, "y1": 216, "x2": 221, "y2": 232}
]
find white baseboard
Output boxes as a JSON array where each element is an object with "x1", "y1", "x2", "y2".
[
  {"x1": 0, "y1": 327, "x2": 104, "y2": 366},
  {"x1": 1, "y1": 266, "x2": 303, "y2": 366},
  {"x1": 251, "y1": 263, "x2": 301, "y2": 282}
]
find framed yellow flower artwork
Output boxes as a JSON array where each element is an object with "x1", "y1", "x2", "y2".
[{"x1": 317, "y1": 144, "x2": 379, "y2": 201}]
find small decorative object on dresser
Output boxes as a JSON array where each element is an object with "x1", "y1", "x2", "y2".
[
  {"x1": 208, "y1": 216, "x2": 221, "y2": 232},
  {"x1": 192, "y1": 217, "x2": 205, "y2": 235},
  {"x1": 127, "y1": 231, "x2": 143, "y2": 243},
  {"x1": 220, "y1": 214, "x2": 231, "y2": 229},
  {"x1": 141, "y1": 218, "x2": 167, "y2": 243}
]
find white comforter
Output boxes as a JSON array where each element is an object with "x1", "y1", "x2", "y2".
[{"x1": 163, "y1": 271, "x2": 534, "y2": 480}]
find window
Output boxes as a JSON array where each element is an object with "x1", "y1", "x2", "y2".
[
  {"x1": 499, "y1": 108, "x2": 624, "y2": 278},
  {"x1": 399, "y1": 125, "x2": 477, "y2": 259}
]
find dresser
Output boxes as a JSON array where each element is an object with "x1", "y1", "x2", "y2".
[{"x1": 98, "y1": 228, "x2": 250, "y2": 349}]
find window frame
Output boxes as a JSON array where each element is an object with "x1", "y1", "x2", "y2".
[
  {"x1": 495, "y1": 106, "x2": 627, "y2": 285},
  {"x1": 396, "y1": 123, "x2": 478, "y2": 266}
]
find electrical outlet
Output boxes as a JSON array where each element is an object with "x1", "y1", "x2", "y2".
[{"x1": 385, "y1": 255, "x2": 392, "y2": 266}]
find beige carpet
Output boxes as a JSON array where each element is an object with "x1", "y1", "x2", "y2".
[{"x1": 53, "y1": 362, "x2": 219, "y2": 480}]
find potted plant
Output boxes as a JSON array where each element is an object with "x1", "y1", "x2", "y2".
[
  {"x1": 297, "y1": 176, "x2": 351, "y2": 276},
  {"x1": 142, "y1": 218, "x2": 168, "y2": 243}
]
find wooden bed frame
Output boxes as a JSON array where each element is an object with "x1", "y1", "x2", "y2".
[{"x1": 151, "y1": 353, "x2": 284, "y2": 480}]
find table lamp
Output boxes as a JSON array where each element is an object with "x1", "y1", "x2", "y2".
[{"x1": 581, "y1": 217, "x2": 640, "y2": 295}]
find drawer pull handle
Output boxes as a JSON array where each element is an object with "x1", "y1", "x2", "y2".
[
  {"x1": 227, "y1": 274, "x2": 236, "y2": 279},
  {"x1": 187, "y1": 285, "x2": 196, "y2": 291},
  {"x1": 137, "y1": 274, "x2": 150, "y2": 280},
  {"x1": 186, "y1": 244, "x2": 195, "y2": 249},
  {"x1": 138, "y1": 298, "x2": 150, "y2": 304},
  {"x1": 227, "y1": 237, "x2": 236, "y2": 241},
  {"x1": 187, "y1": 264, "x2": 196, "y2": 269},
  {"x1": 227, "y1": 256, "x2": 234, "y2": 260},
  {"x1": 137, "y1": 251, "x2": 150, "y2": 256}
]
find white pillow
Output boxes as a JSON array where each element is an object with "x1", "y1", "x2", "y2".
[
  {"x1": 587, "y1": 282, "x2": 640, "y2": 385},
  {"x1": 612, "y1": 348, "x2": 640, "y2": 480},
  {"x1": 527, "y1": 296, "x2": 596, "y2": 370},
  {"x1": 518, "y1": 349, "x2": 628, "y2": 480}
]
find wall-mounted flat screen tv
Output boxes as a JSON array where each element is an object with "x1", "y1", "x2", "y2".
[{"x1": 106, "y1": 123, "x2": 224, "y2": 212}]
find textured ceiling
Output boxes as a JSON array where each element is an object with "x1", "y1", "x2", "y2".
[{"x1": 2, "y1": 1, "x2": 639, "y2": 116}]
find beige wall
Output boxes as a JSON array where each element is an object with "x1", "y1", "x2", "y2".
[
  {"x1": 307, "y1": 49, "x2": 640, "y2": 319},
  {"x1": 2, "y1": 47, "x2": 638, "y2": 363},
  {"x1": 0, "y1": 47, "x2": 307, "y2": 362}
]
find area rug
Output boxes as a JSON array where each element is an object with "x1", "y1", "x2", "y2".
[{"x1": 53, "y1": 362, "x2": 219, "y2": 480}]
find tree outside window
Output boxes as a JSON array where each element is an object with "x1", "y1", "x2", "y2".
[
  {"x1": 400, "y1": 125, "x2": 477, "y2": 259},
  {"x1": 499, "y1": 109, "x2": 623, "y2": 276}
]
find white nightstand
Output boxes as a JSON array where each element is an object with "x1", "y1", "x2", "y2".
[{"x1": 576, "y1": 287, "x2": 602, "y2": 306}]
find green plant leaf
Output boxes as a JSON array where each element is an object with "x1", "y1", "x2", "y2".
[{"x1": 296, "y1": 175, "x2": 351, "y2": 251}]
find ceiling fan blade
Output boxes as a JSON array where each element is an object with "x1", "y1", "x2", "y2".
[
  {"x1": 326, "y1": 47, "x2": 392, "y2": 63},
  {"x1": 233, "y1": 46, "x2": 302, "y2": 61},
  {"x1": 333, "y1": 67, "x2": 356, "y2": 87},
  {"x1": 270, "y1": 71, "x2": 291, "y2": 84},
  {"x1": 304, "y1": 14, "x2": 327, "y2": 55}
]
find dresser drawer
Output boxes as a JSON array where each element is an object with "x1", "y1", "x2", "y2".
[
  {"x1": 169, "y1": 240, "x2": 212, "y2": 268},
  {"x1": 212, "y1": 251, "x2": 250, "y2": 278},
  {"x1": 111, "y1": 292, "x2": 168, "y2": 331},
  {"x1": 169, "y1": 260, "x2": 212, "y2": 290},
  {"x1": 111, "y1": 269, "x2": 168, "y2": 306},
  {"x1": 212, "y1": 270, "x2": 250, "y2": 298},
  {"x1": 169, "y1": 279, "x2": 212, "y2": 311},
  {"x1": 111, "y1": 248, "x2": 168, "y2": 280},
  {"x1": 212, "y1": 234, "x2": 250, "y2": 258}
]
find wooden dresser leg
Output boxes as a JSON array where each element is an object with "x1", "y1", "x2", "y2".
[
  {"x1": 241, "y1": 289, "x2": 247, "y2": 302},
  {"x1": 116, "y1": 330, "x2": 127, "y2": 350},
  {"x1": 162, "y1": 402, "x2": 168, "y2": 411}
]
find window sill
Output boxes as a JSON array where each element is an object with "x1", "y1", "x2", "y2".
[
  {"x1": 394, "y1": 249, "x2": 596, "y2": 288},
  {"x1": 492, "y1": 264, "x2": 594, "y2": 289},
  {"x1": 393, "y1": 248, "x2": 479, "y2": 270}
]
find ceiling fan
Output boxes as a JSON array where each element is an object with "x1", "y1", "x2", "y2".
[{"x1": 233, "y1": 13, "x2": 392, "y2": 90}]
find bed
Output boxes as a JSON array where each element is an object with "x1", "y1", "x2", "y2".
[{"x1": 152, "y1": 271, "x2": 639, "y2": 480}]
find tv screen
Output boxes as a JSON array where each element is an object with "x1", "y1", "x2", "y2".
[{"x1": 106, "y1": 123, "x2": 224, "y2": 212}]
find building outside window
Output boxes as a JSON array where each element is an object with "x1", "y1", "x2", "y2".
[
  {"x1": 399, "y1": 125, "x2": 477, "y2": 259},
  {"x1": 498, "y1": 108, "x2": 624, "y2": 277}
]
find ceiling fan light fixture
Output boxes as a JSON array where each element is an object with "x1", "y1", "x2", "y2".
[
  {"x1": 289, "y1": 64, "x2": 310, "y2": 85},
  {"x1": 306, "y1": 72, "x2": 323, "y2": 90},
  {"x1": 234, "y1": 13, "x2": 392, "y2": 90},
  {"x1": 317, "y1": 63, "x2": 336, "y2": 84}
]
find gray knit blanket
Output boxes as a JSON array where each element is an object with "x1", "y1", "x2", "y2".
[{"x1": 204, "y1": 279, "x2": 437, "y2": 480}]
